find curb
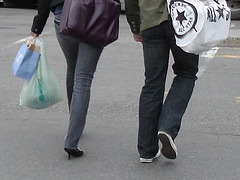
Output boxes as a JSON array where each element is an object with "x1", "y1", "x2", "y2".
[{"x1": 219, "y1": 37, "x2": 240, "y2": 47}]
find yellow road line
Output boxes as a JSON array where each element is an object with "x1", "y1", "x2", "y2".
[
  {"x1": 215, "y1": 55, "x2": 240, "y2": 58},
  {"x1": 235, "y1": 97, "x2": 240, "y2": 103}
]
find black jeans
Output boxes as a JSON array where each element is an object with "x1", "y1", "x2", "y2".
[{"x1": 138, "y1": 21, "x2": 199, "y2": 158}]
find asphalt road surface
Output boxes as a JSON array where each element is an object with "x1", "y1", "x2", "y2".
[{"x1": 0, "y1": 8, "x2": 240, "y2": 180}]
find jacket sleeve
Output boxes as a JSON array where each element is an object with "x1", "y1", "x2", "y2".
[
  {"x1": 31, "y1": 0, "x2": 52, "y2": 34},
  {"x1": 124, "y1": 0, "x2": 141, "y2": 34}
]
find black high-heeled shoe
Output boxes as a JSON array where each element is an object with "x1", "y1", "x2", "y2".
[{"x1": 64, "y1": 148, "x2": 84, "y2": 160}]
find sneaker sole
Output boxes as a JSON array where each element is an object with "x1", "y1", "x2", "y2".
[
  {"x1": 139, "y1": 158, "x2": 154, "y2": 163},
  {"x1": 158, "y1": 132, "x2": 177, "y2": 159},
  {"x1": 139, "y1": 150, "x2": 161, "y2": 163}
]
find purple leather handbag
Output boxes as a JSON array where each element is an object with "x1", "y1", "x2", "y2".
[{"x1": 59, "y1": 0, "x2": 121, "y2": 47}]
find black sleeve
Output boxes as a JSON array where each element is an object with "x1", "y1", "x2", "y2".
[
  {"x1": 31, "y1": 0, "x2": 52, "y2": 34},
  {"x1": 124, "y1": 0, "x2": 141, "y2": 34}
]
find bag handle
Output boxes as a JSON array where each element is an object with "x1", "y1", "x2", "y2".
[
  {"x1": 25, "y1": 37, "x2": 36, "y2": 48},
  {"x1": 25, "y1": 37, "x2": 40, "y2": 52}
]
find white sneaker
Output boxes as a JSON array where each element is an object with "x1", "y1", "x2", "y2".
[
  {"x1": 158, "y1": 131, "x2": 177, "y2": 159},
  {"x1": 139, "y1": 150, "x2": 161, "y2": 163}
]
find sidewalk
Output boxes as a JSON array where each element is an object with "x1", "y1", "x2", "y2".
[{"x1": 220, "y1": 20, "x2": 240, "y2": 47}]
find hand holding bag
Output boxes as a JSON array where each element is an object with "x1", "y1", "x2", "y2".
[
  {"x1": 20, "y1": 38, "x2": 63, "y2": 109},
  {"x1": 59, "y1": 0, "x2": 121, "y2": 46},
  {"x1": 12, "y1": 38, "x2": 40, "y2": 81},
  {"x1": 168, "y1": 0, "x2": 231, "y2": 54}
]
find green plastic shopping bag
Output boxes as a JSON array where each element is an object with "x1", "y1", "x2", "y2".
[{"x1": 19, "y1": 37, "x2": 63, "y2": 109}]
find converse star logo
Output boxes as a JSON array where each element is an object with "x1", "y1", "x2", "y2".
[
  {"x1": 216, "y1": 7, "x2": 224, "y2": 19},
  {"x1": 206, "y1": 3, "x2": 231, "y2": 22},
  {"x1": 169, "y1": 0, "x2": 198, "y2": 37},
  {"x1": 176, "y1": 10, "x2": 187, "y2": 26}
]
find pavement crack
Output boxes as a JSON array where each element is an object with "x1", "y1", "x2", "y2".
[{"x1": 187, "y1": 130, "x2": 240, "y2": 137}]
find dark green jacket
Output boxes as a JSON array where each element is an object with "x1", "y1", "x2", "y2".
[{"x1": 125, "y1": 0, "x2": 169, "y2": 34}]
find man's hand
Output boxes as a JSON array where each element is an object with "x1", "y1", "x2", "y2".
[{"x1": 133, "y1": 33, "x2": 142, "y2": 42}]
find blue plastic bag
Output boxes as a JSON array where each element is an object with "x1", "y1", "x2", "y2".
[
  {"x1": 19, "y1": 38, "x2": 63, "y2": 109},
  {"x1": 12, "y1": 40, "x2": 40, "y2": 81}
]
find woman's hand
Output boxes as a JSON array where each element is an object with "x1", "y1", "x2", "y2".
[{"x1": 30, "y1": 31, "x2": 39, "y2": 38}]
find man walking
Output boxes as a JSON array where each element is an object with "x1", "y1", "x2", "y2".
[{"x1": 124, "y1": 0, "x2": 199, "y2": 163}]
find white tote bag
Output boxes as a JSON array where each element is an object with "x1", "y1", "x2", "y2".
[{"x1": 168, "y1": 0, "x2": 231, "y2": 54}]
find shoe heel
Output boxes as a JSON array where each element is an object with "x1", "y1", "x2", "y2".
[
  {"x1": 64, "y1": 148, "x2": 83, "y2": 160},
  {"x1": 67, "y1": 152, "x2": 71, "y2": 160}
]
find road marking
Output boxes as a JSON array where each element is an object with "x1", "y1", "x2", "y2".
[
  {"x1": 200, "y1": 47, "x2": 219, "y2": 59},
  {"x1": 198, "y1": 47, "x2": 219, "y2": 77},
  {"x1": 236, "y1": 97, "x2": 240, "y2": 103},
  {"x1": 215, "y1": 55, "x2": 240, "y2": 59}
]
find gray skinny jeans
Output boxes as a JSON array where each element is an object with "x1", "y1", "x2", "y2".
[{"x1": 54, "y1": 13, "x2": 104, "y2": 149}]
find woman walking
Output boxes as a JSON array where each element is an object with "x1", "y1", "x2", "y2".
[{"x1": 31, "y1": 0, "x2": 106, "y2": 159}]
